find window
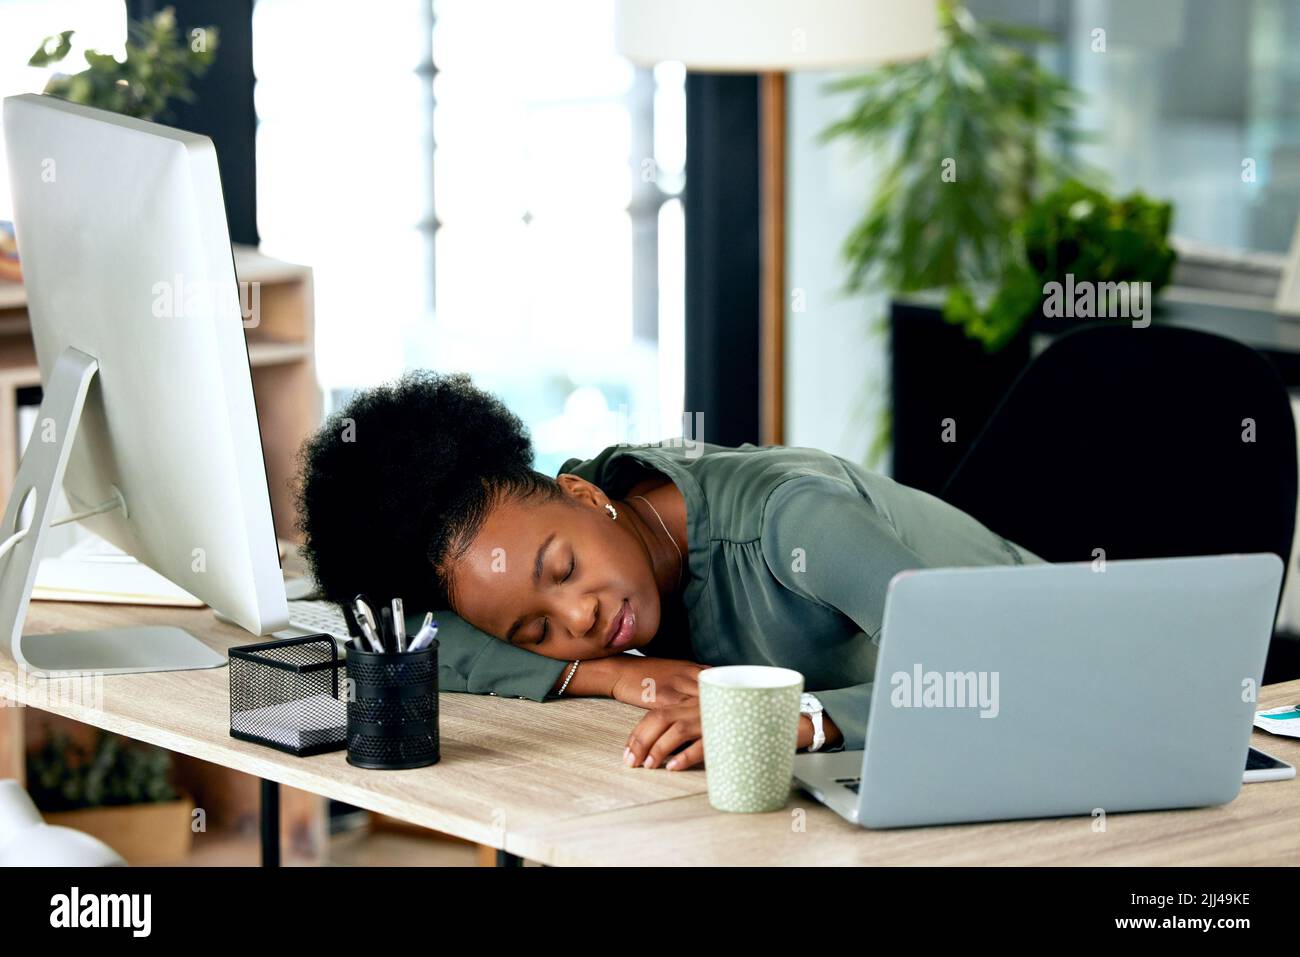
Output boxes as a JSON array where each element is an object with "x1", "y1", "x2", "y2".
[
  {"x1": 974, "y1": 0, "x2": 1300, "y2": 262},
  {"x1": 254, "y1": 0, "x2": 685, "y2": 474},
  {"x1": 429, "y1": 0, "x2": 685, "y2": 474},
  {"x1": 252, "y1": 0, "x2": 434, "y2": 389}
]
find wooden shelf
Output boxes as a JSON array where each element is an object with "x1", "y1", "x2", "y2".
[
  {"x1": 0, "y1": 279, "x2": 26, "y2": 312},
  {"x1": 0, "y1": 332, "x2": 309, "y2": 383},
  {"x1": 247, "y1": 338, "x2": 313, "y2": 367},
  {"x1": 0, "y1": 336, "x2": 40, "y2": 388}
]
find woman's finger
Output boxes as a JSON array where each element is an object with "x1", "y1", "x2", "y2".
[
  {"x1": 624, "y1": 712, "x2": 671, "y2": 768},
  {"x1": 671, "y1": 676, "x2": 701, "y2": 698},
  {"x1": 665, "y1": 739, "x2": 704, "y2": 771},
  {"x1": 642, "y1": 718, "x2": 700, "y2": 769}
]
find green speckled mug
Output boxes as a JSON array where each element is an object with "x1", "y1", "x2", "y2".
[{"x1": 699, "y1": 666, "x2": 804, "y2": 813}]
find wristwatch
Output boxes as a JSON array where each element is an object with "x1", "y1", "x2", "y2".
[{"x1": 800, "y1": 692, "x2": 826, "y2": 752}]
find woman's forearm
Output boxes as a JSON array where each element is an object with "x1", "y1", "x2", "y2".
[
  {"x1": 559, "y1": 655, "x2": 846, "y2": 756},
  {"x1": 551, "y1": 656, "x2": 616, "y2": 697}
]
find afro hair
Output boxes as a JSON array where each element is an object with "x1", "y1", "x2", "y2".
[{"x1": 295, "y1": 371, "x2": 562, "y2": 612}]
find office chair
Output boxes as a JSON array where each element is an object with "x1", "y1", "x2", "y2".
[{"x1": 940, "y1": 323, "x2": 1298, "y2": 571}]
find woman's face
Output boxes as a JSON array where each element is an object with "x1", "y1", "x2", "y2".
[{"x1": 447, "y1": 476, "x2": 662, "y2": 660}]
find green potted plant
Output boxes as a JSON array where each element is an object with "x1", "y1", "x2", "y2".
[
  {"x1": 822, "y1": 0, "x2": 1084, "y2": 478},
  {"x1": 823, "y1": 1, "x2": 1081, "y2": 317},
  {"x1": 821, "y1": 1, "x2": 1176, "y2": 493},
  {"x1": 28, "y1": 6, "x2": 219, "y2": 121},
  {"x1": 0, "y1": 8, "x2": 220, "y2": 285},
  {"x1": 946, "y1": 178, "x2": 1177, "y2": 350},
  {"x1": 26, "y1": 726, "x2": 194, "y2": 865}
]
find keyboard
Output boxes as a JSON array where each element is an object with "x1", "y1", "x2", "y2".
[
  {"x1": 281, "y1": 599, "x2": 349, "y2": 639},
  {"x1": 211, "y1": 591, "x2": 350, "y2": 640}
]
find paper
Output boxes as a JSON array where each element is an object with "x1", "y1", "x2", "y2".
[
  {"x1": 32, "y1": 533, "x2": 203, "y2": 607},
  {"x1": 231, "y1": 694, "x2": 347, "y2": 751},
  {"x1": 1254, "y1": 704, "x2": 1300, "y2": 738}
]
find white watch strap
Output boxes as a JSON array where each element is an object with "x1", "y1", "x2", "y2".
[
  {"x1": 808, "y1": 709, "x2": 825, "y2": 752},
  {"x1": 802, "y1": 693, "x2": 827, "y2": 752}
]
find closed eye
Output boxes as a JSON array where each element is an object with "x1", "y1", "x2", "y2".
[{"x1": 536, "y1": 558, "x2": 575, "y2": 642}]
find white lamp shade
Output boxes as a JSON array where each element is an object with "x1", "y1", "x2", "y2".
[
  {"x1": 0, "y1": 780, "x2": 126, "y2": 867},
  {"x1": 615, "y1": 0, "x2": 938, "y2": 71}
]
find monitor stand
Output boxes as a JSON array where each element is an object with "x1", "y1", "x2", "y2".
[{"x1": 0, "y1": 346, "x2": 225, "y2": 676}]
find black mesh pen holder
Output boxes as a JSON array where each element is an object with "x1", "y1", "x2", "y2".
[
  {"x1": 346, "y1": 639, "x2": 439, "y2": 770},
  {"x1": 229, "y1": 635, "x2": 347, "y2": 757}
]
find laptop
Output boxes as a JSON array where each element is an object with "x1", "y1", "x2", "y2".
[{"x1": 792, "y1": 553, "x2": 1283, "y2": 829}]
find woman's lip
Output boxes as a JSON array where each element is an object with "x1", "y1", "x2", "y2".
[{"x1": 605, "y1": 600, "x2": 636, "y2": 649}]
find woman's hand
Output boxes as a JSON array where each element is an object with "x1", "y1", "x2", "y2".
[
  {"x1": 605, "y1": 655, "x2": 710, "y2": 710},
  {"x1": 623, "y1": 703, "x2": 844, "y2": 772},
  {"x1": 624, "y1": 700, "x2": 703, "y2": 771}
]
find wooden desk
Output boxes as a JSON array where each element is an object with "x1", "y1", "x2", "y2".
[
  {"x1": 4, "y1": 600, "x2": 1298, "y2": 866},
  {"x1": 510, "y1": 680, "x2": 1300, "y2": 867},
  {"x1": 3, "y1": 600, "x2": 704, "y2": 856}
]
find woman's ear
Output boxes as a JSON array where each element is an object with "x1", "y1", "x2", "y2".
[{"x1": 556, "y1": 473, "x2": 606, "y2": 510}]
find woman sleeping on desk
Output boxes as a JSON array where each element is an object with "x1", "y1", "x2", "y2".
[{"x1": 296, "y1": 372, "x2": 1043, "y2": 771}]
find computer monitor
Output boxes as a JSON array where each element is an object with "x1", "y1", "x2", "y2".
[{"x1": 0, "y1": 93, "x2": 289, "y2": 674}]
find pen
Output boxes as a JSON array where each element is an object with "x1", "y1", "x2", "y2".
[
  {"x1": 352, "y1": 597, "x2": 385, "y2": 653},
  {"x1": 392, "y1": 597, "x2": 406, "y2": 652},
  {"x1": 356, "y1": 617, "x2": 385, "y2": 654},
  {"x1": 353, "y1": 595, "x2": 380, "y2": 639},
  {"x1": 380, "y1": 607, "x2": 394, "y2": 653},
  {"x1": 407, "y1": 621, "x2": 438, "y2": 653}
]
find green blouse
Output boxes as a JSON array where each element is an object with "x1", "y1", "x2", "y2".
[{"x1": 431, "y1": 442, "x2": 1043, "y2": 750}]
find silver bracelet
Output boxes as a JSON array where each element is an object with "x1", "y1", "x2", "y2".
[{"x1": 556, "y1": 659, "x2": 580, "y2": 696}]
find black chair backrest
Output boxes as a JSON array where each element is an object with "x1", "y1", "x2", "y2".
[{"x1": 940, "y1": 324, "x2": 1298, "y2": 567}]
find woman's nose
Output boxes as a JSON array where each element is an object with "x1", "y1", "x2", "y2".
[{"x1": 559, "y1": 594, "x2": 599, "y2": 640}]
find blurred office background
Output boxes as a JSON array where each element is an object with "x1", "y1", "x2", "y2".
[
  {"x1": 789, "y1": 0, "x2": 1300, "y2": 463},
  {"x1": 5, "y1": 0, "x2": 1300, "y2": 468},
  {"x1": 5, "y1": 0, "x2": 1300, "y2": 864}
]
